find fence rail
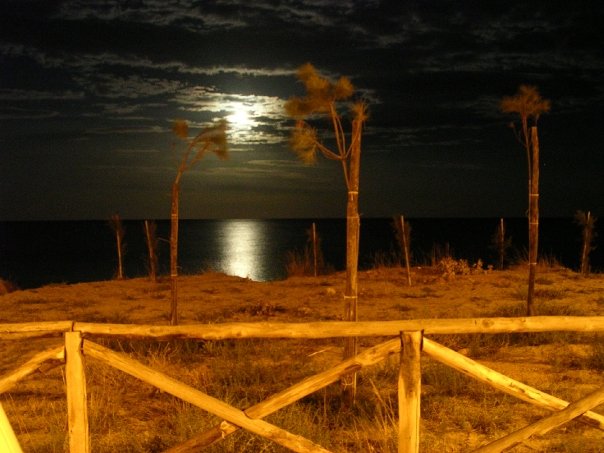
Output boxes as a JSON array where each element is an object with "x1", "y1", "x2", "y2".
[
  {"x1": 2, "y1": 316, "x2": 604, "y2": 340},
  {"x1": 1, "y1": 317, "x2": 603, "y2": 452}
]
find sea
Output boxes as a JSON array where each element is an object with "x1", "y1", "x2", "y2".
[{"x1": 0, "y1": 218, "x2": 601, "y2": 290}]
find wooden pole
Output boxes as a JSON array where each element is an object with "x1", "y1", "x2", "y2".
[
  {"x1": 72, "y1": 316, "x2": 604, "y2": 340},
  {"x1": 498, "y1": 218, "x2": 505, "y2": 270},
  {"x1": 65, "y1": 331, "x2": 89, "y2": 453},
  {"x1": 109, "y1": 214, "x2": 125, "y2": 280},
  {"x1": 0, "y1": 345, "x2": 64, "y2": 394},
  {"x1": 0, "y1": 321, "x2": 73, "y2": 340},
  {"x1": 170, "y1": 181, "x2": 180, "y2": 325},
  {"x1": 144, "y1": 220, "x2": 158, "y2": 283},
  {"x1": 474, "y1": 386, "x2": 604, "y2": 453},
  {"x1": 398, "y1": 331, "x2": 422, "y2": 453},
  {"x1": 0, "y1": 402, "x2": 23, "y2": 453},
  {"x1": 527, "y1": 126, "x2": 540, "y2": 316},
  {"x1": 342, "y1": 117, "x2": 362, "y2": 404},
  {"x1": 580, "y1": 211, "x2": 592, "y2": 275},
  {"x1": 312, "y1": 222, "x2": 318, "y2": 277},
  {"x1": 400, "y1": 216, "x2": 412, "y2": 286}
]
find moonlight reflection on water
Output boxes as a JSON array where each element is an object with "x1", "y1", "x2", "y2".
[{"x1": 221, "y1": 220, "x2": 265, "y2": 280}]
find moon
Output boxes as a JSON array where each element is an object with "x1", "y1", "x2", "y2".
[{"x1": 227, "y1": 103, "x2": 253, "y2": 128}]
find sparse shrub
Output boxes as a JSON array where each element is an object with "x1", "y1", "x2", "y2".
[
  {"x1": 237, "y1": 302, "x2": 287, "y2": 317},
  {"x1": 370, "y1": 250, "x2": 400, "y2": 269},
  {"x1": 285, "y1": 249, "x2": 312, "y2": 276},
  {"x1": 437, "y1": 257, "x2": 471, "y2": 279}
]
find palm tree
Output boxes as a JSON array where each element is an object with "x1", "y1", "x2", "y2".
[
  {"x1": 285, "y1": 63, "x2": 368, "y2": 402},
  {"x1": 501, "y1": 85, "x2": 550, "y2": 315},
  {"x1": 170, "y1": 119, "x2": 228, "y2": 325}
]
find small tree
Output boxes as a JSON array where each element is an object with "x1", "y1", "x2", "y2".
[
  {"x1": 574, "y1": 210, "x2": 597, "y2": 276},
  {"x1": 285, "y1": 63, "x2": 368, "y2": 402},
  {"x1": 501, "y1": 85, "x2": 550, "y2": 315},
  {"x1": 108, "y1": 213, "x2": 125, "y2": 280},
  {"x1": 170, "y1": 119, "x2": 228, "y2": 325}
]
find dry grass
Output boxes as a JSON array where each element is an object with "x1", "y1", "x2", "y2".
[{"x1": 0, "y1": 266, "x2": 603, "y2": 451}]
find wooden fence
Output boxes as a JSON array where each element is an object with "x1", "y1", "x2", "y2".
[{"x1": 1, "y1": 316, "x2": 603, "y2": 452}]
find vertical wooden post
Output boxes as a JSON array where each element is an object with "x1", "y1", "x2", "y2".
[
  {"x1": 400, "y1": 216, "x2": 412, "y2": 286},
  {"x1": 580, "y1": 211, "x2": 592, "y2": 276},
  {"x1": 343, "y1": 129, "x2": 361, "y2": 404},
  {"x1": 399, "y1": 331, "x2": 422, "y2": 453},
  {"x1": 498, "y1": 218, "x2": 505, "y2": 270},
  {"x1": 109, "y1": 214, "x2": 125, "y2": 280},
  {"x1": 170, "y1": 181, "x2": 181, "y2": 326},
  {"x1": 0, "y1": 402, "x2": 23, "y2": 453},
  {"x1": 312, "y1": 222, "x2": 318, "y2": 277},
  {"x1": 527, "y1": 126, "x2": 540, "y2": 316},
  {"x1": 144, "y1": 220, "x2": 158, "y2": 283},
  {"x1": 65, "y1": 331, "x2": 90, "y2": 453}
]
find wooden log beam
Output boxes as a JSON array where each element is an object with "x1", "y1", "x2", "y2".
[
  {"x1": 166, "y1": 338, "x2": 402, "y2": 452},
  {"x1": 65, "y1": 332, "x2": 89, "y2": 453},
  {"x1": 422, "y1": 337, "x2": 604, "y2": 430},
  {"x1": 83, "y1": 340, "x2": 333, "y2": 453},
  {"x1": 73, "y1": 316, "x2": 604, "y2": 340},
  {"x1": 0, "y1": 321, "x2": 73, "y2": 340},
  {"x1": 0, "y1": 345, "x2": 64, "y2": 394},
  {"x1": 474, "y1": 386, "x2": 604, "y2": 452},
  {"x1": 398, "y1": 331, "x2": 422, "y2": 453}
]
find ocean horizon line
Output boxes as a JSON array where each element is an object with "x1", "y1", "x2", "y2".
[{"x1": 0, "y1": 215, "x2": 577, "y2": 223}]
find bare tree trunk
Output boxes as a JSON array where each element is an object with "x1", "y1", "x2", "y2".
[
  {"x1": 144, "y1": 220, "x2": 158, "y2": 283},
  {"x1": 342, "y1": 125, "x2": 361, "y2": 404},
  {"x1": 170, "y1": 182, "x2": 180, "y2": 325},
  {"x1": 527, "y1": 127, "x2": 540, "y2": 316}
]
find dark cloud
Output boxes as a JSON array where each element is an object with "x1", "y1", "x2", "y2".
[{"x1": 0, "y1": 0, "x2": 603, "y2": 220}]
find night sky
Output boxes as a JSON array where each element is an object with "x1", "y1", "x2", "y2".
[{"x1": 1, "y1": 1, "x2": 602, "y2": 221}]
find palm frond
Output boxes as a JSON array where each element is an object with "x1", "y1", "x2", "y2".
[
  {"x1": 501, "y1": 85, "x2": 551, "y2": 120},
  {"x1": 351, "y1": 101, "x2": 369, "y2": 122},
  {"x1": 286, "y1": 63, "x2": 355, "y2": 119},
  {"x1": 290, "y1": 122, "x2": 318, "y2": 164},
  {"x1": 334, "y1": 76, "x2": 354, "y2": 100},
  {"x1": 192, "y1": 119, "x2": 229, "y2": 160}
]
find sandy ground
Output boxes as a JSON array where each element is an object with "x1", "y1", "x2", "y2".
[{"x1": 1, "y1": 265, "x2": 603, "y2": 325}]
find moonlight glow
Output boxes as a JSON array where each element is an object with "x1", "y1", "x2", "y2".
[{"x1": 227, "y1": 104, "x2": 253, "y2": 128}]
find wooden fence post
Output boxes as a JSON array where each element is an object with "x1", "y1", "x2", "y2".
[
  {"x1": 399, "y1": 331, "x2": 422, "y2": 453},
  {"x1": 0, "y1": 402, "x2": 23, "y2": 453},
  {"x1": 65, "y1": 331, "x2": 90, "y2": 453}
]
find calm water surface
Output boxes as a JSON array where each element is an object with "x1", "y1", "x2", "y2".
[{"x1": 0, "y1": 218, "x2": 600, "y2": 289}]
